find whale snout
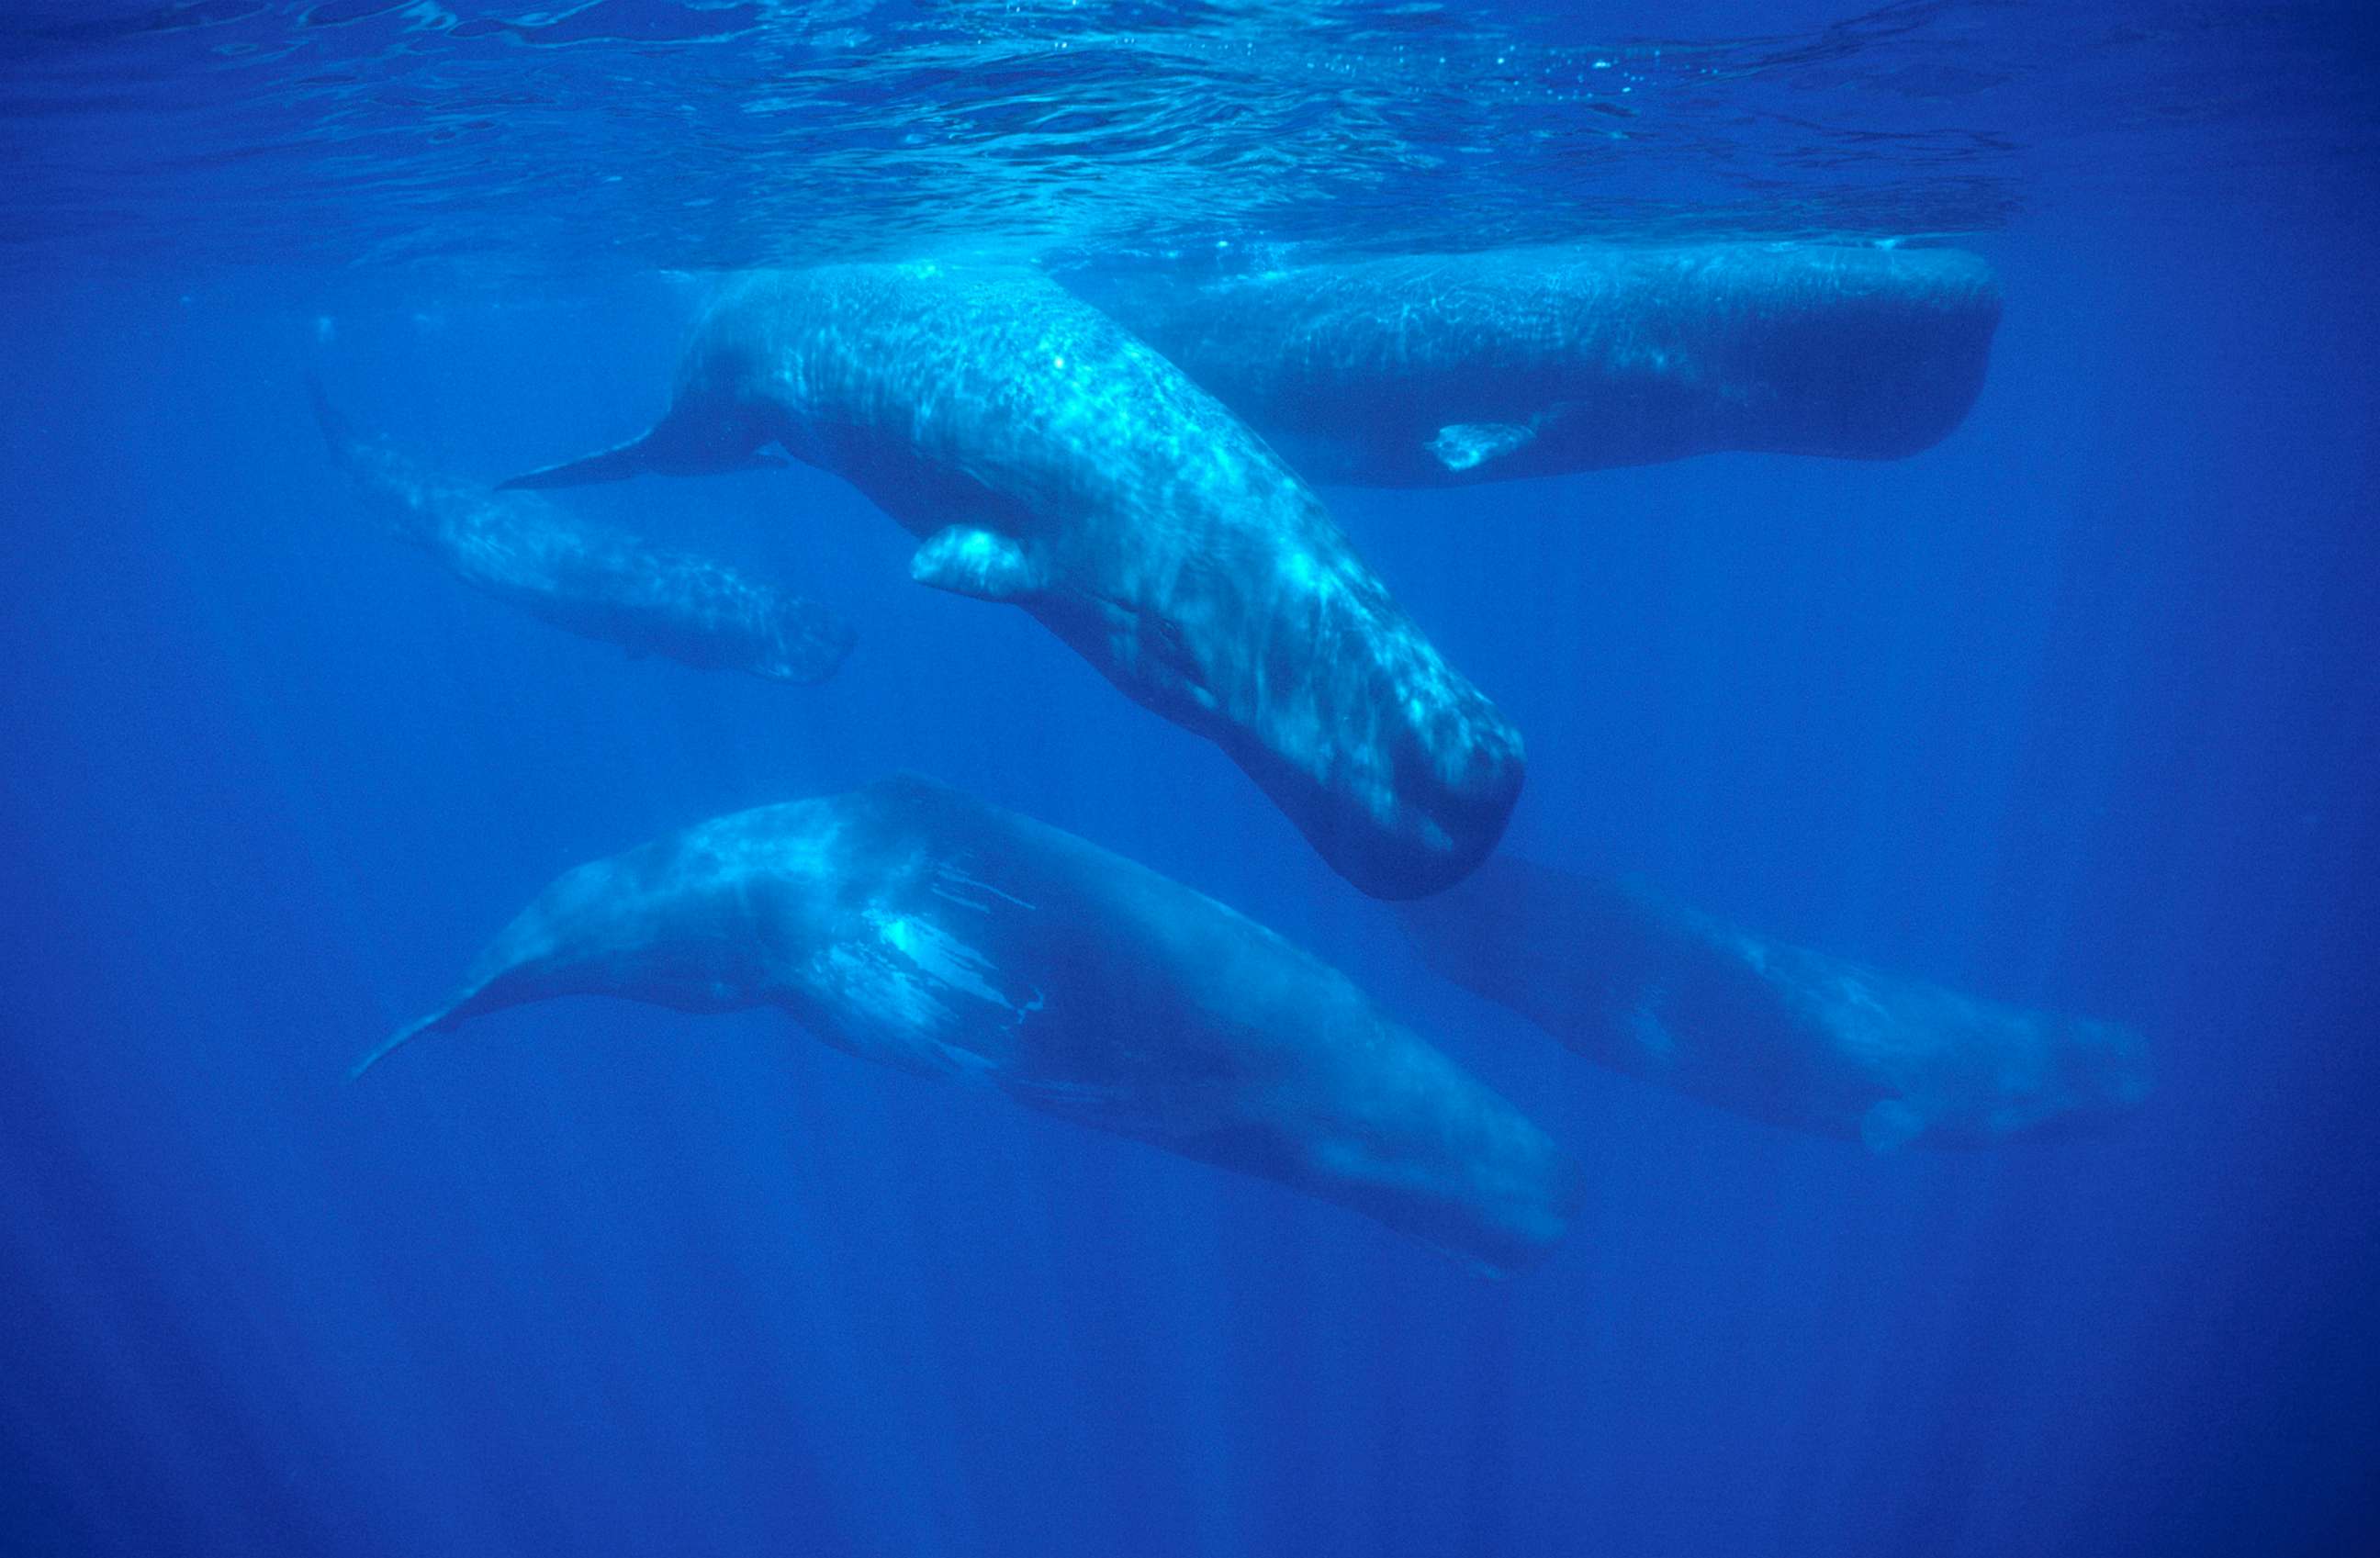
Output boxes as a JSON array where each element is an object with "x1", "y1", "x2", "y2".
[
  {"x1": 2067, "y1": 1014, "x2": 2153, "y2": 1115},
  {"x1": 1386, "y1": 702, "x2": 1527, "y2": 881},
  {"x1": 1222, "y1": 572, "x2": 1527, "y2": 901},
  {"x1": 1294, "y1": 665, "x2": 1525, "y2": 902},
  {"x1": 1412, "y1": 697, "x2": 1528, "y2": 809},
  {"x1": 1962, "y1": 1011, "x2": 2152, "y2": 1144}
]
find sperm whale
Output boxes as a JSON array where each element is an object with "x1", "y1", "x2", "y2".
[
  {"x1": 1064, "y1": 241, "x2": 2002, "y2": 486},
  {"x1": 500, "y1": 262, "x2": 1524, "y2": 898},
  {"x1": 1400, "y1": 856, "x2": 2150, "y2": 1151},
  {"x1": 361, "y1": 775, "x2": 1581, "y2": 1273},
  {"x1": 311, "y1": 380, "x2": 853, "y2": 682}
]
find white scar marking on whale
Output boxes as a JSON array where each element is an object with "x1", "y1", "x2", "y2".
[
  {"x1": 931, "y1": 862, "x2": 1036, "y2": 911},
  {"x1": 875, "y1": 910, "x2": 1039, "y2": 1018},
  {"x1": 1628, "y1": 988, "x2": 1678, "y2": 1063},
  {"x1": 815, "y1": 936, "x2": 953, "y2": 1034}
]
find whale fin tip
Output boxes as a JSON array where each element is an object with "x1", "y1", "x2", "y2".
[
  {"x1": 910, "y1": 525, "x2": 1047, "y2": 601},
  {"x1": 1429, "y1": 421, "x2": 1534, "y2": 473},
  {"x1": 499, "y1": 432, "x2": 656, "y2": 490},
  {"x1": 347, "y1": 1009, "x2": 446, "y2": 1082},
  {"x1": 306, "y1": 374, "x2": 363, "y2": 462}
]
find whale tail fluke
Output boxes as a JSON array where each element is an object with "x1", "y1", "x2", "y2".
[
  {"x1": 498, "y1": 431, "x2": 660, "y2": 490},
  {"x1": 347, "y1": 1005, "x2": 457, "y2": 1082}
]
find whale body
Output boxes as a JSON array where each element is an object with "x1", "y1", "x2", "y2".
[
  {"x1": 1399, "y1": 857, "x2": 2149, "y2": 1150},
  {"x1": 360, "y1": 775, "x2": 1581, "y2": 1274},
  {"x1": 310, "y1": 382, "x2": 853, "y2": 683},
  {"x1": 1065, "y1": 243, "x2": 2002, "y2": 486},
  {"x1": 500, "y1": 262, "x2": 1523, "y2": 899}
]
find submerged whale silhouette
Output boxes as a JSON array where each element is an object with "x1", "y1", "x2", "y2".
[
  {"x1": 500, "y1": 262, "x2": 1524, "y2": 899},
  {"x1": 1399, "y1": 857, "x2": 2149, "y2": 1151},
  {"x1": 359, "y1": 775, "x2": 1581, "y2": 1274},
  {"x1": 310, "y1": 380, "x2": 853, "y2": 683},
  {"x1": 1066, "y1": 242, "x2": 2002, "y2": 486}
]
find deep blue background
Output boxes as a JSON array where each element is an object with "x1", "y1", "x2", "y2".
[{"x1": 5, "y1": 17, "x2": 2380, "y2": 1555}]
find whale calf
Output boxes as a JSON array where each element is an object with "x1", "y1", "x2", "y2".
[
  {"x1": 358, "y1": 775, "x2": 1580, "y2": 1273},
  {"x1": 310, "y1": 382, "x2": 854, "y2": 683},
  {"x1": 1064, "y1": 242, "x2": 2002, "y2": 486},
  {"x1": 500, "y1": 262, "x2": 1523, "y2": 899},
  {"x1": 1400, "y1": 857, "x2": 2149, "y2": 1150}
]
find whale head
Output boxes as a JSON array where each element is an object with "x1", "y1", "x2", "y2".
[
  {"x1": 1979, "y1": 1008, "x2": 2153, "y2": 1142},
  {"x1": 1860, "y1": 992, "x2": 2152, "y2": 1150},
  {"x1": 1074, "y1": 538, "x2": 1526, "y2": 902}
]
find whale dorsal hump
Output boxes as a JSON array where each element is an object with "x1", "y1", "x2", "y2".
[
  {"x1": 1429, "y1": 421, "x2": 1536, "y2": 474},
  {"x1": 1859, "y1": 1098, "x2": 1926, "y2": 1154},
  {"x1": 910, "y1": 526, "x2": 1049, "y2": 602}
]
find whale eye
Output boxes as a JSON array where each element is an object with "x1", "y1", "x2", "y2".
[
  {"x1": 1147, "y1": 611, "x2": 1199, "y2": 667},
  {"x1": 1139, "y1": 611, "x2": 1212, "y2": 696}
]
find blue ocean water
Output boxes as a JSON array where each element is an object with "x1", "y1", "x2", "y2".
[{"x1": 3, "y1": 3, "x2": 2377, "y2": 1554}]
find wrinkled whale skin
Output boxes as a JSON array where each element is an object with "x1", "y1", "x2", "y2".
[
  {"x1": 368, "y1": 776, "x2": 1581, "y2": 1273},
  {"x1": 1400, "y1": 857, "x2": 2149, "y2": 1151},
  {"x1": 1067, "y1": 242, "x2": 2003, "y2": 486},
  {"x1": 310, "y1": 382, "x2": 853, "y2": 682},
  {"x1": 503, "y1": 263, "x2": 1523, "y2": 899}
]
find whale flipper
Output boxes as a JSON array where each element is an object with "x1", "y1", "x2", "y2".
[
  {"x1": 501, "y1": 421, "x2": 789, "y2": 491},
  {"x1": 910, "y1": 526, "x2": 1050, "y2": 601},
  {"x1": 500, "y1": 432, "x2": 663, "y2": 490},
  {"x1": 305, "y1": 373, "x2": 361, "y2": 462},
  {"x1": 1429, "y1": 421, "x2": 1535, "y2": 473},
  {"x1": 348, "y1": 1007, "x2": 453, "y2": 1082},
  {"x1": 1859, "y1": 1099, "x2": 1926, "y2": 1154}
]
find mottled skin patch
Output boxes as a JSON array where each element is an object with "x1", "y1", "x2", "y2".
[
  {"x1": 1401, "y1": 856, "x2": 2150, "y2": 1150},
  {"x1": 360, "y1": 776, "x2": 1580, "y2": 1275},
  {"x1": 309, "y1": 381, "x2": 853, "y2": 682},
  {"x1": 1066, "y1": 243, "x2": 2003, "y2": 486},
  {"x1": 503, "y1": 263, "x2": 1523, "y2": 899}
]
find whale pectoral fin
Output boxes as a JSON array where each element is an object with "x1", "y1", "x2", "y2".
[
  {"x1": 910, "y1": 526, "x2": 1048, "y2": 602},
  {"x1": 1429, "y1": 421, "x2": 1536, "y2": 473},
  {"x1": 306, "y1": 374, "x2": 363, "y2": 465},
  {"x1": 348, "y1": 1008, "x2": 448, "y2": 1082},
  {"x1": 1859, "y1": 1099, "x2": 1926, "y2": 1154},
  {"x1": 500, "y1": 432, "x2": 658, "y2": 490}
]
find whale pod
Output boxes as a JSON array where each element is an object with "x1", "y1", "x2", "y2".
[
  {"x1": 363, "y1": 776, "x2": 1581, "y2": 1274},
  {"x1": 500, "y1": 263, "x2": 1524, "y2": 899},
  {"x1": 1065, "y1": 242, "x2": 2003, "y2": 486},
  {"x1": 1399, "y1": 857, "x2": 2149, "y2": 1150},
  {"x1": 310, "y1": 381, "x2": 854, "y2": 683}
]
